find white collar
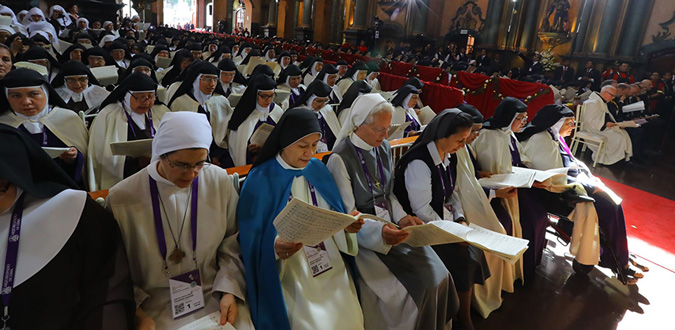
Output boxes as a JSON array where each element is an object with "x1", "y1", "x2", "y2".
[
  {"x1": 122, "y1": 97, "x2": 148, "y2": 130},
  {"x1": 255, "y1": 102, "x2": 270, "y2": 116},
  {"x1": 276, "y1": 153, "x2": 306, "y2": 170},
  {"x1": 147, "y1": 160, "x2": 177, "y2": 187},
  {"x1": 426, "y1": 140, "x2": 450, "y2": 167},
  {"x1": 350, "y1": 132, "x2": 373, "y2": 151}
]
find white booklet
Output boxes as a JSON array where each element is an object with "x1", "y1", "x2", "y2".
[
  {"x1": 388, "y1": 121, "x2": 412, "y2": 138},
  {"x1": 42, "y1": 147, "x2": 70, "y2": 158},
  {"x1": 616, "y1": 120, "x2": 639, "y2": 128},
  {"x1": 403, "y1": 221, "x2": 529, "y2": 264},
  {"x1": 176, "y1": 311, "x2": 236, "y2": 330},
  {"x1": 110, "y1": 139, "x2": 153, "y2": 158},
  {"x1": 249, "y1": 123, "x2": 274, "y2": 146},
  {"x1": 274, "y1": 198, "x2": 388, "y2": 246},
  {"x1": 622, "y1": 101, "x2": 645, "y2": 113},
  {"x1": 478, "y1": 167, "x2": 568, "y2": 189}
]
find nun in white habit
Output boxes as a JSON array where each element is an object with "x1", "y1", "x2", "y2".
[
  {"x1": 327, "y1": 94, "x2": 457, "y2": 330},
  {"x1": 106, "y1": 111, "x2": 255, "y2": 330},
  {"x1": 336, "y1": 60, "x2": 368, "y2": 97},
  {"x1": 289, "y1": 80, "x2": 341, "y2": 153},
  {"x1": 390, "y1": 85, "x2": 423, "y2": 139},
  {"x1": 87, "y1": 72, "x2": 169, "y2": 191},
  {"x1": 301, "y1": 57, "x2": 323, "y2": 87},
  {"x1": 227, "y1": 74, "x2": 283, "y2": 166}
]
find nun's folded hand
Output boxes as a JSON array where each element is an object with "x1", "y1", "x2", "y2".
[
  {"x1": 135, "y1": 308, "x2": 156, "y2": 330},
  {"x1": 59, "y1": 147, "x2": 78, "y2": 163},
  {"x1": 398, "y1": 215, "x2": 424, "y2": 228},
  {"x1": 382, "y1": 224, "x2": 408, "y2": 246},
  {"x1": 275, "y1": 238, "x2": 303, "y2": 259},
  {"x1": 247, "y1": 144, "x2": 262, "y2": 153}
]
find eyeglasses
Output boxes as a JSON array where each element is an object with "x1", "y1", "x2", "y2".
[
  {"x1": 200, "y1": 76, "x2": 219, "y2": 83},
  {"x1": 65, "y1": 77, "x2": 88, "y2": 84},
  {"x1": 367, "y1": 124, "x2": 388, "y2": 135},
  {"x1": 130, "y1": 92, "x2": 156, "y2": 102},
  {"x1": 163, "y1": 156, "x2": 210, "y2": 172},
  {"x1": 258, "y1": 92, "x2": 277, "y2": 101}
]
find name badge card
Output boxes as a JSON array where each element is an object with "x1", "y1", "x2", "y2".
[
  {"x1": 303, "y1": 242, "x2": 332, "y2": 277},
  {"x1": 443, "y1": 203, "x2": 454, "y2": 221},
  {"x1": 374, "y1": 200, "x2": 392, "y2": 222},
  {"x1": 317, "y1": 140, "x2": 329, "y2": 153},
  {"x1": 169, "y1": 269, "x2": 205, "y2": 319}
]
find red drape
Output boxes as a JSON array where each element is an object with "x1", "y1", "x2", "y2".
[
  {"x1": 450, "y1": 71, "x2": 554, "y2": 118},
  {"x1": 379, "y1": 73, "x2": 464, "y2": 114},
  {"x1": 415, "y1": 65, "x2": 443, "y2": 83},
  {"x1": 378, "y1": 73, "x2": 409, "y2": 91},
  {"x1": 390, "y1": 62, "x2": 414, "y2": 77}
]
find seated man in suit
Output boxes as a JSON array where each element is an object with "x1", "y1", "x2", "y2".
[{"x1": 553, "y1": 59, "x2": 575, "y2": 87}]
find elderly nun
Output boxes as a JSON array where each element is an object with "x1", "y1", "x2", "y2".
[
  {"x1": 327, "y1": 94, "x2": 458, "y2": 330},
  {"x1": 238, "y1": 108, "x2": 364, "y2": 330},
  {"x1": 106, "y1": 111, "x2": 255, "y2": 330},
  {"x1": 87, "y1": 72, "x2": 169, "y2": 191},
  {"x1": 0, "y1": 68, "x2": 88, "y2": 187}
]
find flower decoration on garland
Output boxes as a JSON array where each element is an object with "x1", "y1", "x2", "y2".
[{"x1": 535, "y1": 50, "x2": 557, "y2": 72}]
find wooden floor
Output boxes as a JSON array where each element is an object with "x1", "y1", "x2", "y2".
[{"x1": 472, "y1": 128, "x2": 675, "y2": 330}]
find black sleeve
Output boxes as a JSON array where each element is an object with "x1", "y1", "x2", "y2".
[{"x1": 73, "y1": 198, "x2": 136, "y2": 330}]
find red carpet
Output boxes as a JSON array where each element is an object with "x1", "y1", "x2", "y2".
[{"x1": 599, "y1": 176, "x2": 675, "y2": 272}]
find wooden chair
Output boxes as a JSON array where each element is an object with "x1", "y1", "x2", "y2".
[{"x1": 570, "y1": 103, "x2": 606, "y2": 167}]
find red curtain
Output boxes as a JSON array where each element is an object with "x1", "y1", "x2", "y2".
[
  {"x1": 391, "y1": 62, "x2": 414, "y2": 77},
  {"x1": 379, "y1": 73, "x2": 409, "y2": 91},
  {"x1": 450, "y1": 71, "x2": 554, "y2": 119},
  {"x1": 415, "y1": 65, "x2": 443, "y2": 83},
  {"x1": 379, "y1": 73, "x2": 464, "y2": 114}
]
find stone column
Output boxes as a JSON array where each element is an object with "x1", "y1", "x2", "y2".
[
  {"x1": 411, "y1": 0, "x2": 430, "y2": 35},
  {"x1": 352, "y1": 0, "x2": 368, "y2": 30},
  {"x1": 593, "y1": 0, "x2": 624, "y2": 54},
  {"x1": 302, "y1": 0, "x2": 312, "y2": 28},
  {"x1": 617, "y1": 0, "x2": 653, "y2": 57},
  {"x1": 483, "y1": 0, "x2": 506, "y2": 46},
  {"x1": 572, "y1": 0, "x2": 593, "y2": 54},
  {"x1": 268, "y1": 0, "x2": 277, "y2": 26},
  {"x1": 519, "y1": 0, "x2": 540, "y2": 50}
]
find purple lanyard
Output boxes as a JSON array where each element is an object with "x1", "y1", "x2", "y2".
[
  {"x1": 148, "y1": 176, "x2": 199, "y2": 270},
  {"x1": 123, "y1": 104, "x2": 155, "y2": 139},
  {"x1": 354, "y1": 147, "x2": 386, "y2": 195},
  {"x1": 289, "y1": 182, "x2": 318, "y2": 206},
  {"x1": 437, "y1": 164, "x2": 453, "y2": 199},
  {"x1": 41, "y1": 127, "x2": 48, "y2": 146},
  {"x1": 558, "y1": 136, "x2": 574, "y2": 159},
  {"x1": 1, "y1": 193, "x2": 26, "y2": 325}
]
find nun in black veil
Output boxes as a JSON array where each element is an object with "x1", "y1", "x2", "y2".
[{"x1": 0, "y1": 124, "x2": 135, "y2": 329}]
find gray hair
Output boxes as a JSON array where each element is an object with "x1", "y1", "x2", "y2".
[{"x1": 362, "y1": 102, "x2": 394, "y2": 126}]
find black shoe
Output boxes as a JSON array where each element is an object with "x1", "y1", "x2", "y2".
[
  {"x1": 572, "y1": 259, "x2": 594, "y2": 274},
  {"x1": 561, "y1": 189, "x2": 596, "y2": 204}
]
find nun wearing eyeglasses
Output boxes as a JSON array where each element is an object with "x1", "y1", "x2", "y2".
[
  {"x1": 168, "y1": 60, "x2": 235, "y2": 167},
  {"x1": 336, "y1": 60, "x2": 368, "y2": 97},
  {"x1": 218, "y1": 58, "x2": 247, "y2": 97},
  {"x1": 0, "y1": 68, "x2": 89, "y2": 188},
  {"x1": 239, "y1": 108, "x2": 364, "y2": 330},
  {"x1": 87, "y1": 72, "x2": 169, "y2": 191},
  {"x1": 327, "y1": 94, "x2": 457, "y2": 330},
  {"x1": 390, "y1": 85, "x2": 423, "y2": 139},
  {"x1": 393, "y1": 109, "x2": 490, "y2": 330},
  {"x1": 0, "y1": 124, "x2": 136, "y2": 330},
  {"x1": 106, "y1": 112, "x2": 255, "y2": 330},
  {"x1": 517, "y1": 105, "x2": 639, "y2": 281},
  {"x1": 470, "y1": 97, "x2": 550, "y2": 283},
  {"x1": 227, "y1": 74, "x2": 284, "y2": 166},
  {"x1": 52, "y1": 60, "x2": 109, "y2": 113},
  {"x1": 289, "y1": 80, "x2": 341, "y2": 153}
]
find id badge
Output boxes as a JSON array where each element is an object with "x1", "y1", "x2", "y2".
[
  {"x1": 374, "y1": 201, "x2": 392, "y2": 222},
  {"x1": 303, "y1": 242, "x2": 332, "y2": 277},
  {"x1": 169, "y1": 269, "x2": 205, "y2": 319},
  {"x1": 442, "y1": 203, "x2": 453, "y2": 220},
  {"x1": 317, "y1": 140, "x2": 329, "y2": 153}
]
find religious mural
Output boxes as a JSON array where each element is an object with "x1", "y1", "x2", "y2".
[{"x1": 540, "y1": 0, "x2": 571, "y2": 33}]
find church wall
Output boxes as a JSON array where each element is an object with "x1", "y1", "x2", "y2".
[{"x1": 641, "y1": 0, "x2": 675, "y2": 47}]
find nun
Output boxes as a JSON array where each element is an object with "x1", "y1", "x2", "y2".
[
  {"x1": 315, "y1": 63, "x2": 341, "y2": 104},
  {"x1": 336, "y1": 60, "x2": 368, "y2": 96},
  {"x1": 327, "y1": 94, "x2": 458, "y2": 330},
  {"x1": 0, "y1": 68, "x2": 88, "y2": 187},
  {"x1": 517, "y1": 104, "x2": 639, "y2": 281},
  {"x1": 0, "y1": 7, "x2": 26, "y2": 35},
  {"x1": 275, "y1": 64, "x2": 305, "y2": 110},
  {"x1": 206, "y1": 45, "x2": 231, "y2": 63},
  {"x1": 87, "y1": 72, "x2": 169, "y2": 191},
  {"x1": 456, "y1": 103, "x2": 517, "y2": 318},
  {"x1": 393, "y1": 109, "x2": 490, "y2": 330},
  {"x1": 302, "y1": 57, "x2": 323, "y2": 86},
  {"x1": 470, "y1": 97, "x2": 549, "y2": 283},
  {"x1": 390, "y1": 85, "x2": 423, "y2": 139},
  {"x1": 277, "y1": 51, "x2": 291, "y2": 70},
  {"x1": 168, "y1": 60, "x2": 234, "y2": 167},
  {"x1": 82, "y1": 46, "x2": 115, "y2": 69},
  {"x1": 48, "y1": 5, "x2": 72, "y2": 31},
  {"x1": 233, "y1": 43, "x2": 252, "y2": 65},
  {"x1": 20, "y1": 46, "x2": 60, "y2": 81},
  {"x1": 109, "y1": 42, "x2": 131, "y2": 69},
  {"x1": 0, "y1": 44, "x2": 11, "y2": 79},
  {"x1": 118, "y1": 58, "x2": 158, "y2": 82},
  {"x1": 52, "y1": 60, "x2": 109, "y2": 113},
  {"x1": 263, "y1": 46, "x2": 276, "y2": 62},
  {"x1": 218, "y1": 58, "x2": 247, "y2": 97},
  {"x1": 21, "y1": 7, "x2": 45, "y2": 26},
  {"x1": 227, "y1": 74, "x2": 284, "y2": 166},
  {"x1": 365, "y1": 62, "x2": 381, "y2": 92},
  {"x1": 289, "y1": 80, "x2": 341, "y2": 152},
  {"x1": 160, "y1": 49, "x2": 194, "y2": 87},
  {"x1": 238, "y1": 108, "x2": 364, "y2": 330},
  {"x1": 0, "y1": 124, "x2": 135, "y2": 329},
  {"x1": 336, "y1": 80, "x2": 372, "y2": 125},
  {"x1": 106, "y1": 112, "x2": 255, "y2": 330},
  {"x1": 58, "y1": 43, "x2": 86, "y2": 63},
  {"x1": 336, "y1": 59, "x2": 349, "y2": 78}
]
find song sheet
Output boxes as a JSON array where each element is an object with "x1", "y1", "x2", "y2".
[
  {"x1": 110, "y1": 139, "x2": 153, "y2": 158},
  {"x1": 388, "y1": 121, "x2": 412, "y2": 138},
  {"x1": 616, "y1": 121, "x2": 639, "y2": 128},
  {"x1": 42, "y1": 147, "x2": 71, "y2": 158},
  {"x1": 622, "y1": 101, "x2": 645, "y2": 113},
  {"x1": 249, "y1": 123, "x2": 274, "y2": 146},
  {"x1": 176, "y1": 312, "x2": 236, "y2": 330}
]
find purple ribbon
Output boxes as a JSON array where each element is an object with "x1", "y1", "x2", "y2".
[
  {"x1": 2, "y1": 193, "x2": 26, "y2": 316},
  {"x1": 354, "y1": 147, "x2": 386, "y2": 195},
  {"x1": 437, "y1": 164, "x2": 454, "y2": 200},
  {"x1": 558, "y1": 136, "x2": 574, "y2": 159},
  {"x1": 148, "y1": 176, "x2": 199, "y2": 267},
  {"x1": 289, "y1": 182, "x2": 319, "y2": 206},
  {"x1": 123, "y1": 103, "x2": 155, "y2": 139}
]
